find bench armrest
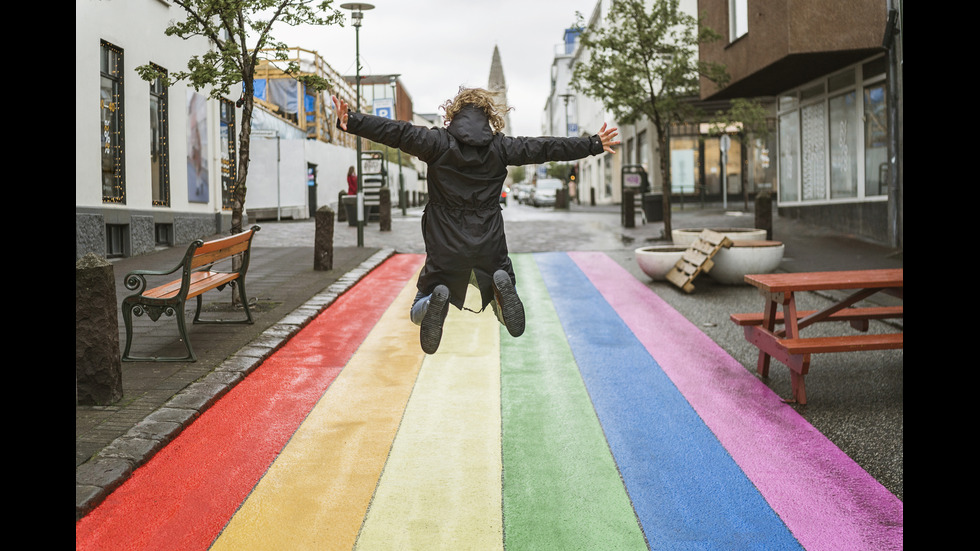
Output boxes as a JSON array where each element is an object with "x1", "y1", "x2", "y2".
[{"x1": 123, "y1": 239, "x2": 206, "y2": 295}]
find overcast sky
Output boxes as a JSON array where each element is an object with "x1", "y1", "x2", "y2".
[{"x1": 271, "y1": 0, "x2": 601, "y2": 138}]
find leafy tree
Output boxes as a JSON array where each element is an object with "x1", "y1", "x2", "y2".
[
  {"x1": 546, "y1": 161, "x2": 571, "y2": 182},
  {"x1": 572, "y1": 0, "x2": 729, "y2": 235},
  {"x1": 136, "y1": 0, "x2": 344, "y2": 234}
]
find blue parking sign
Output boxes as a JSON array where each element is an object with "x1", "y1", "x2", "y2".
[{"x1": 373, "y1": 98, "x2": 394, "y2": 120}]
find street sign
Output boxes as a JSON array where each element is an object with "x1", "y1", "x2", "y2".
[
  {"x1": 373, "y1": 98, "x2": 394, "y2": 120},
  {"x1": 361, "y1": 151, "x2": 383, "y2": 174},
  {"x1": 720, "y1": 134, "x2": 731, "y2": 152}
]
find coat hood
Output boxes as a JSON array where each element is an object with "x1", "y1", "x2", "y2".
[{"x1": 447, "y1": 105, "x2": 494, "y2": 147}]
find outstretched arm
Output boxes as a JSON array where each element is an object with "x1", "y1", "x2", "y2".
[
  {"x1": 501, "y1": 123, "x2": 621, "y2": 166},
  {"x1": 331, "y1": 95, "x2": 445, "y2": 162}
]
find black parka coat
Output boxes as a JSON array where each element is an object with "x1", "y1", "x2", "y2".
[{"x1": 344, "y1": 106, "x2": 605, "y2": 311}]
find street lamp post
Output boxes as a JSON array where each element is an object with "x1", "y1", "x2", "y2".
[
  {"x1": 558, "y1": 93, "x2": 574, "y2": 138},
  {"x1": 559, "y1": 93, "x2": 575, "y2": 206},
  {"x1": 390, "y1": 75, "x2": 405, "y2": 216},
  {"x1": 341, "y1": 3, "x2": 374, "y2": 247}
]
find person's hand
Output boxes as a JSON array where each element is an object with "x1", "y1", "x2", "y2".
[
  {"x1": 598, "y1": 123, "x2": 620, "y2": 154},
  {"x1": 331, "y1": 95, "x2": 349, "y2": 131}
]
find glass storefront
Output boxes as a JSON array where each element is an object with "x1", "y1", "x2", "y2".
[
  {"x1": 776, "y1": 55, "x2": 888, "y2": 205},
  {"x1": 668, "y1": 123, "x2": 774, "y2": 199}
]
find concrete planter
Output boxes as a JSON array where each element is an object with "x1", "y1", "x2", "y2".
[
  {"x1": 635, "y1": 246, "x2": 686, "y2": 280},
  {"x1": 709, "y1": 240, "x2": 785, "y2": 285},
  {"x1": 671, "y1": 227, "x2": 767, "y2": 247}
]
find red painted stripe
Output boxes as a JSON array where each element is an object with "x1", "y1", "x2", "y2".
[{"x1": 76, "y1": 254, "x2": 423, "y2": 551}]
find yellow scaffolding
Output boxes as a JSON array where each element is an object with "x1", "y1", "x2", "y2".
[{"x1": 254, "y1": 46, "x2": 356, "y2": 148}]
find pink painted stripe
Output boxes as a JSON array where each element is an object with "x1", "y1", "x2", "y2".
[{"x1": 568, "y1": 251, "x2": 903, "y2": 551}]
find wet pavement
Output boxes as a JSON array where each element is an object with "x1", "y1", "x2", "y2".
[{"x1": 76, "y1": 200, "x2": 902, "y2": 523}]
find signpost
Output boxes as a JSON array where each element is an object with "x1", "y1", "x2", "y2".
[{"x1": 720, "y1": 134, "x2": 731, "y2": 210}]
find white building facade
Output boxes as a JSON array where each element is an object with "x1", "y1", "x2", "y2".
[
  {"x1": 76, "y1": 0, "x2": 250, "y2": 259},
  {"x1": 76, "y1": 0, "x2": 404, "y2": 259}
]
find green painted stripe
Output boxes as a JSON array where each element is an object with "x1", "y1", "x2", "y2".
[{"x1": 500, "y1": 254, "x2": 647, "y2": 550}]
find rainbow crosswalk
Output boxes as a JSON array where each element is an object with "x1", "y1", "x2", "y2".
[{"x1": 76, "y1": 252, "x2": 902, "y2": 550}]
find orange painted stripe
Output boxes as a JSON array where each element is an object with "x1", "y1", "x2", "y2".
[{"x1": 210, "y1": 264, "x2": 426, "y2": 550}]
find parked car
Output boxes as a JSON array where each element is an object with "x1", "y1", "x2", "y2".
[
  {"x1": 499, "y1": 185, "x2": 510, "y2": 205},
  {"x1": 514, "y1": 184, "x2": 531, "y2": 204},
  {"x1": 530, "y1": 178, "x2": 563, "y2": 207}
]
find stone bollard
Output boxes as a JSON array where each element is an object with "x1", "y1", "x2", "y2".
[
  {"x1": 314, "y1": 205, "x2": 335, "y2": 271},
  {"x1": 622, "y1": 188, "x2": 635, "y2": 228},
  {"x1": 337, "y1": 191, "x2": 347, "y2": 222},
  {"x1": 76, "y1": 253, "x2": 123, "y2": 406},
  {"x1": 755, "y1": 190, "x2": 773, "y2": 240},
  {"x1": 379, "y1": 187, "x2": 392, "y2": 232}
]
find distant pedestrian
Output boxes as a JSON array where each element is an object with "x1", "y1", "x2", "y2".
[
  {"x1": 347, "y1": 166, "x2": 357, "y2": 196},
  {"x1": 332, "y1": 87, "x2": 619, "y2": 354}
]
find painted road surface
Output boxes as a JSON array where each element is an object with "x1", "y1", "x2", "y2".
[{"x1": 76, "y1": 252, "x2": 903, "y2": 550}]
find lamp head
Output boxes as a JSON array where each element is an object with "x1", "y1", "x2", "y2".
[{"x1": 340, "y1": 3, "x2": 374, "y2": 27}]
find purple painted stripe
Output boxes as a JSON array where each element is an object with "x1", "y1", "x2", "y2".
[{"x1": 569, "y1": 251, "x2": 903, "y2": 551}]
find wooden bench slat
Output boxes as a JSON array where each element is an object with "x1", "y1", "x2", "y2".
[
  {"x1": 730, "y1": 306, "x2": 904, "y2": 326},
  {"x1": 780, "y1": 333, "x2": 903, "y2": 354},
  {"x1": 143, "y1": 271, "x2": 238, "y2": 300}
]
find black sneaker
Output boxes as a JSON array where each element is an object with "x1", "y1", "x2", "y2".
[
  {"x1": 420, "y1": 285, "x2": 449, "y2": 354},
  {"x1": 492, "y1": 270, "x2": 525, "y2": 337}
]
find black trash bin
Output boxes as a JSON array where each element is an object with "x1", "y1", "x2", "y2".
[
  {"x1": 342, "y1": 195, "x2": 370, "y2": 227},
  {"x1": 643, "y1": 194, "x2": 664, "y2": 223}
]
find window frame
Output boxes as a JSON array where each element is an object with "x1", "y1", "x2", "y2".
[
  {"x1": 101, "y1": 40, "x2": 126, "y2": 204},
  {"x1": 729, "y1": 0, "x2": 749, "y2": 42},
  {"x1": 149, "y1": 64, "x2": 170, "y2": 207},
  {"x1": 775, "y1": 55, "x2": 889, "y2": 207}
]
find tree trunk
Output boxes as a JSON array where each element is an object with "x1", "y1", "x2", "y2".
[
  {"x1": 231, "y1": 99, "x2": 253, "y2": 236},
  {"x1": 658, "y1": 130, "x2": 672, "y2": 237},
  {"x1": 230, "y1": 96, "x2": 254, "y2": 305}
]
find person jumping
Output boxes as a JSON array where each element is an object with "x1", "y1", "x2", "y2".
[{"x1": 332, "y1": 87, "x2": 619, "y2": 354}]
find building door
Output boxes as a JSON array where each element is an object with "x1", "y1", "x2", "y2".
[
  {"x1": 702, "y1": 135, "x2": 742, "y2": 201},
  {"x1": 307, "y1": 164, "x2": 318, "y2": 217}
]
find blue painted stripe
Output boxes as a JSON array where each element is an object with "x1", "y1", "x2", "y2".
[{"x1": 535, "y1": 252, "x2": 801, "y2": 550}]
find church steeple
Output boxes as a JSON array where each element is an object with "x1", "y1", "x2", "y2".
[{"x1": 488, "y1": 45, "x2": 512, "y2": 133}]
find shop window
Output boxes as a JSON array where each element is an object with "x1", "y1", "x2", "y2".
[
  {"x1": 800, "y1": 101, "x2": 826, "y2": 201},
  {"x1": 829, "y1": 90, "x2": 858, "y2": 198},
  {"x1": 864, "y1": 83, "x2": 889, "y2": 196},
  {"x1": 150, "y1": 65, "x2": 170, "y2": 206},
  {"x1": 778, "y1": 112, "x2": 799, "y2": 202},
  {"x1": 220, "y1": 99, "x2": 237, "y2": 210},
  {"x1": 101, "y1": 41, "x2": 125, "y2": 204},
  {"x1": 777, "y1": 55, "x2": 888, "y2": 205},
  {"x1": 670, "y1": 135, "x2": 698, "y2": 194}
]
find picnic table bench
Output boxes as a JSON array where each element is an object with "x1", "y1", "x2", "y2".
[
  {"x1": 730, "y1": 268, "x2": 903, "y2": 404},
  {"x1": 121, "y1": 226, "x2": 260, "y2": 362}
]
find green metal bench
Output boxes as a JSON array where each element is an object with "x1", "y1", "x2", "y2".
[{"x1": 121, "y1": 226, "x2": 260, "y2": 362}]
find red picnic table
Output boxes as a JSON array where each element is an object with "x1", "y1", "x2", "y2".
[{"x1": 730, "y1": 269, "x2": 903, "y2": 405}]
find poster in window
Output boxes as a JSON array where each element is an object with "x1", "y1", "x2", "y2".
[{"x1": 187, "y1": 91, "x2": 209, "y2": 203}]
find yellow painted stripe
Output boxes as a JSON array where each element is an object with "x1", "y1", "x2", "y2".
[
  {"x1": 355, "y1": 303, "x2": 503, "y2": 550},
  {"x1": 211, "y1": 274, "x2": 425, "y2": 551}
]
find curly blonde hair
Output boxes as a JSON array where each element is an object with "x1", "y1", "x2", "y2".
[{"x1": 441, "y1": 87, "x2": 512, "y2": 133}]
